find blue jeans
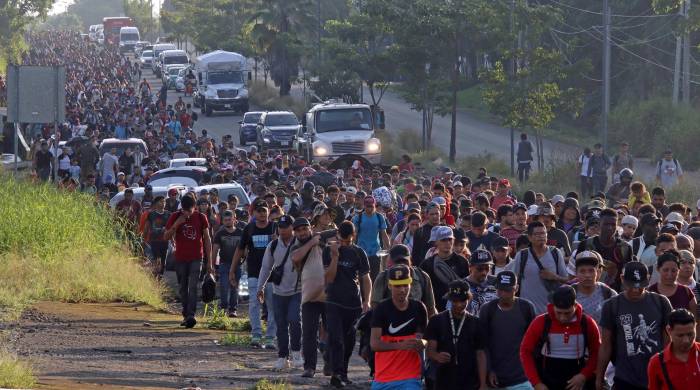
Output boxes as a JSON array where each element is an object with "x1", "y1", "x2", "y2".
[
  {"x1": 272, "y1": 293, "x2": 301, "y2": 358},
  {"x1": 218, "y1": 261, "x2": 240, "y2": 311},
  {"x1": 174, "y1": 260, "x2": 201, "y2": 319},
  {"x1": 371, "y1": 379, "x2": 421, "y2": 390},
  {"x1": 247, "y1": 277, "x2": 276, "y2": 339}
]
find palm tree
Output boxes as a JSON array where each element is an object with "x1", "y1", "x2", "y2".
[{"x1": 248, "y1": 0, "x2": 315, "y2": 96}]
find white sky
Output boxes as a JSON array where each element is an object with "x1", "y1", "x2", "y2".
[{"x1": 49, "y1": 0, "x2": 161, "y2": 16}]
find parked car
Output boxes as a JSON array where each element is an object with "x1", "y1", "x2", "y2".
[
  {"x1": 1, "y1": 153, "x2": 31, "y2": 170},
  {"x1": 256, "y1": 111, "x2": 301, "y2": 151},
  {"x1": 162, "y1": 64, "x2": 187, "y2": 90},
  {"x1": 169, "y1": 157, "x2": 207, "y2": 168},
  {"x1": 147, "y1": 166, "x2": 207, "y2": 188},
  {"x1": 139, "y1": 50, "x2": 154, "y2": 67},
  {"x1": 194, "y1": 183, "x2": 250, "y2": 208},
  {"x1": 109, "y1": 185, "x2": 187, "y2": 209},
  {"x1": 239, "y1": 111, "x2": 264, "y2": 146}
]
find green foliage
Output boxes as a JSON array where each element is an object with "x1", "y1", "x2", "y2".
[
  {"x1": 123, "y1": 0, "x2": 157, "y2": 39},
  {"x1": 220, "y1": 332, "x2": 252, "y2": 346},
  {"x1": 42, "y1": 13, "x2": 84, "y2": 31},
  {"x1": 0, "y1": 351, "x2": 35, "y2": 389},
  {"x1": 251, "y1": 379, "x2": 291, "y2": 390},
  {"x1": 512, "y1": 159, "x2": 579, "y2": 198},
  {"x1": 249, "y1": 81, "x2": 307, "y2": 117},
  {"x1": 203, "y1": 304, "x2": 232, "y2": 330},
  {"x1": 0, "y1": 175, "x2": 164, "y2": 317},
  {"x1": 64, "y1": 0, "x2": 125, "y2": 30},
  {"x1": 0, "y1": 0, "x2": 53, "y2": 66},
  {"x1": 609, "y1": 97, "x2": 700, "y2": 170}
]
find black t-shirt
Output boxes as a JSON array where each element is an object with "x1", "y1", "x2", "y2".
[
  {"x1": 36, "y1": 150, "x2": 53, "y2": 169},
  {"x1": 547, "y1": 227, "x2": 572, "y2": 256},
  {"x1": 238, "y1": 222, "x2": 275, "y2": 278},
  {"x1": 164, "y1": 198, "x2": 180, "y2": 213},
  {"x1": 411, "y1": 223, "x2": 435, "y2": 267},
  {"x1": 322, "y1": 244, "x2": 370, "y2": 309},
  {"x1": 466, "y1": 230, "x2": 500, "y2": 253},
  {"x1": 420, "y1": 253, "x2": 470, "y2": 312},
  {"x1": 119, "y1": 153, "x2": 135, "y2": 175},
  {"x1": 425, "y1": 310, "x2": 484, "y2": 390},
  {"x1": 372, "y1": 298, "x2": 428, "y2": 337},
  {"x1": 214, "y1": 226, "x2": 243, "y2": 263}
]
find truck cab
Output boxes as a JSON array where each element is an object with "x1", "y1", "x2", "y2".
[
  {"x1": 118, "y1": 26, "x2": 140, "y2": 53},
  {"x1": 193, "y1": 50, "x2": 250, "y2": 116},
  {"x1": 300, "y1": 102, "x2": 381, "y2": 165}
]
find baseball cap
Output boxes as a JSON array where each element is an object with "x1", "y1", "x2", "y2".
[
  {"x1": 364, "y1": 196, "x2": 376, "y2": 206},
  {"x1": 527, "y1": 204, "x2": 539, "y2": 216},
  {"x1": 387, "y1": 265, "x2": 413, "y2": 286},
  {"x1": 661, "y1": 223, "x2": 680, "y2": 234},
  {"x1": 585, "y1": 216, "x2": 601, "y2": 227},
  {"x1": 405, "y1": 202, "x2": 422, "y2": 213},
  {"x1": 346, "y1": 186, "x2": 357, "y2": 195},
  {"x1": 453, "y1": 228, "x2": 467, "y2": 242},
  {"x1": 587, "y1": 199, "x2": 605, "y2": 211},
  {"x1": 470, "y1": 249, "x2": 494, "y2": 265},
  {"x1": 622, "y1": 261, "x2": 650, "y2": 288},
  {"x1": 430, "y1": 226, "x2": 454, "y2": 242},
  {"x1": 499, "y1": 178, "x2": 511, "y2": 188},
  {"x1": 443, "y1": 279, "x2": 471, "y2": 301},
  {"x1": 293, "y1": 217, "x2": 310, "y2": 229},
  {"x1": 513, "y1": 202, "x2": 528, "y2": 213},
  {"x1": 621, "y1": 215, "x2": 639, "y2": 228},
  {"x1": 550, "y1": 285, "x2": 577, "y2": 309},
  {"x1": 665, "y1": 212, "x2": 684, "y2": 225},
  {"x1": 460, "y1": 198, "x2": 473, "y2": 208},
  {"x1": 433, "y1": 196, "x2": 447, "y2": 206},
  {"x1": 168, "y1": 188, "x2": 178, "y2": 196},
  {"x1": 277, "y1": 215, "x2": 295, "y2": 228},
  {"x1": 426, "y1": 201, "x2": 440, "y2": 212},
  {"x1": 491, "y1": 236, "x2": 510, "y2": 251},
  {"x1": 145, "y1": 184, "x2": 153, "y2": 191},
  {"x1": 199, "y1": 189, "x2": 209, "y2": 195},
  {"x1": 550, "y1": 194, "x2": 565, "y2": 205},
  {"x1": 537, "y1": 203, "x2": 555, "y2": 216},
  {"x1": 575, "y1": 250, "x2": 602, "y2": 267},
  {"x1": 389, "y1": 244, "x2": 411, "y2": 262},
  {"x1": 495, "y1": 271, "x2": 517, "y2": 291}
]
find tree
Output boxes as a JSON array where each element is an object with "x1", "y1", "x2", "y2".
[
  {"x1": 0, "y1": 0, "x2": 53, "y2": 68},
  {"x1": 64, "y1": 0, "x2": 125, "y2": 31},
  {"x1": 247, "y1": 0, "x2": 315, "y2": 96},
  {"x1": 43, "y1": 13, "x2": 84, "y2": 31},
  {"x1": 123, "y1": 0, "x2": 156, "y2": 39}
]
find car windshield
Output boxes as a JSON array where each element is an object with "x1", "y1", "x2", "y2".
[
  {"x1": 315, "y1": 108, "x2": 372, "y2": 132},
  {"x1": 168, "y1": 67, "x2": 183, "y2": 75},
  {"x1": 164, "y1": 56, "x2": 188, "y2": 65},
  {"x1": 141, "y1": 51, "x2": 153, "y2": 58},
  {"x1": 99, "y1": 142, "x2": 147, "y2": 156},
  {"x1": 208, "y1": 71, "x2": 244, "y2": 84},
  {"x1": 122, "y1": 33, "x2": 139, "y2": 41},
  {"x1": 244, "y1": 113, "x2": 262, "y2": 124},
  {"x1": 265, "y1": 114, "x2": 297, "y2": 127}
]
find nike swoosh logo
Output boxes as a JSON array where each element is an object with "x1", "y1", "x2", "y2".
[{"x1": 388, "y1": 318, "x2": 414, "y2": 334}]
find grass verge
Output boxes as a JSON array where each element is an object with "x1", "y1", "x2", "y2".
[
  {"x1": 251, "y1": 379, "x2": 291, "y2": 390},
  {"x1": 0, "y1": 174, "x2": 164, "y2": 319},
  {"x1": 0, "y1": 351, "x2": 36, "y2": 389},
  {"x1": 249, "y1": 81, "x2": 307, "y2": 117}
]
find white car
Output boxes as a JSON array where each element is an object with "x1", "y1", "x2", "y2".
[
  {"x1": 140, "y1": 50, "x2": 154, "y2": 67},
  {"x1": 108, "y1": 185, "x2": 188, "y2": 209},
  {"x1": 169, "y1": 158, "x2": 207, "y2": 168},
  {"x1": 1, "y1": 153, "x2": 31, "y2": 170},
  {"x1": 194, "y1": 183, "x2": 250, "y2": 207},
  {"x1": 147, "y1": 166, "x2": 207, "y2": 188}
]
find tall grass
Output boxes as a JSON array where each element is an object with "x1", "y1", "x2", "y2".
[
  {"x1": 0, "y1": 351, "x2": 36, "y2": 388},
  {"x1": 251, "y1": 379, "x2": 291, "y2": 390},
  {"x1": 249, "y1": 81, "x2": 307, "y2": 118},
  {"x1": 0, "y1": 175, "x2": 164, "y2": 318}
]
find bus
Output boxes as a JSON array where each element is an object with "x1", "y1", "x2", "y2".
[{"x1": 102, "y1": 17, "x2": 133, "y2": 46}]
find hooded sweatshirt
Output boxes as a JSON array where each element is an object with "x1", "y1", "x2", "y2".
[{"x1": 519, "y1": 303, "x2": 601, "y2": 385}]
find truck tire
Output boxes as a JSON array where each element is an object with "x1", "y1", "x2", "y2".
[{"x1": 204, "y1": 102, "x2": 212, "y2": 117}]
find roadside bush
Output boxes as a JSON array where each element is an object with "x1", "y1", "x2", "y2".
[
  {"x1": 0, "y1": 175, "x2": 164, "y2": 319},
  {"x1": 249, "y1": 81, "x2": 307, "y2": 118},
  {"x1": 609, "y1": 97, "x2": 700, "y2": 170},
  {"x1": 0, "y1": 351, "x2": 36, "y2": 388},
  {"x1": 513, "y1": 159, "x2": 579, "y2": 198},
  {"x1": 251, "y1": 379, "x2": 291, "y2": 390}
]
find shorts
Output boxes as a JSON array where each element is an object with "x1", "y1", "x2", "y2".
[
  {"x1": 371, "y1": 378, "x2": 421, "y2": 390},
  {"x1": 501, "y1": 382, "x2": 535, "y2": 390}
]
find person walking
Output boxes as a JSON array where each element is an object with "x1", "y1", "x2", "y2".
[
  {"x1": 323, "y1": 221, "x2": 372, "y2": 388},
  {"x1": 425, "y1": 279, "x2": 488, "y2": 390},
  {"x1": 520, "y1": 285, "x2": 601, "y2": 390},
  {"x1": 164, "y1": 194, "x2": 213, "y2": 329},
  {"x1": 517, "y1": 133, "x2": 534, "y2": 183},
  {"x1": 647, "y1": 308, "x2": 700, "y2": 390},
  {"x1": 212, "y1": 210, "x2": 243, "y2": 317},
  {"x1": 352, "y1": 196, "x2": 390, "y2": 282},
  {"x1": 596, "y1": 261, "x2": 673, "y2": 390},
  {"x1": 466, "y1": 249, "x2": 498, "y2": 316},
  {"x1": 370, "y1": 264, "x2": 428, "y2": 390},
  {"x1": 577, "y1": 147, "x2": 593, "y2": 200},
  {"x1": 570, "y1": 251, "x2": 617, "y2": 323},
  {"x1": 257, "y1": 215, "x2": 303, "y2": 370},
  {"x1": 588, "y1": 143, "x2": 611, "y2": 194},
  {"x1": 34, "y1": 141, "x2": 53, "y2": 181},
  {"x1": 656, "y1": 149, "x2": 684, "y2": 189},
  {"x1": 142, "y1": 196, "x2": 171, "y2": 277},
  {"x1": 612, "y1": 142, "x2": 634, "y2": 184},
  {"x1": 479, "y1": 271, "x2": 536, "y2": 390}
]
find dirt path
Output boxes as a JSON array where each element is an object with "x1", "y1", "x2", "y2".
[{"x1": 4, "y1": 301, "x2": 372, "y2": 389}]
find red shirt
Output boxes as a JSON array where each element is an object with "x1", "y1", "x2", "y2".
[
  {"x1": 647, "y1": 342, "x2": 700, "y2": 390},
  {"x1": 165, "y1": 211, "x2": 209, "y2": 262}
]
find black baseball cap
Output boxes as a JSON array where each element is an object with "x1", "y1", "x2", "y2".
[
  {"x1": 389, "y1": 244, "x2": 411, "y2": 262},
  {"x1": 470, "y1": 249, "x2": 494, "y2": 265},
  {"x1": 388, "y1": 265, "x2": 412, "y2": 286},
  {"x1": 495, "y1": 271, "x2": 517, "y2": 291},
  {"x1": 293, "y1": 217, "x2": 310, "y2": 229},
  {"x1": 550, "y1": 285, "x2": 577, "y2": 309},
  {"x1": 639, "y1": 213, "x2": 662, "y2": 226},
  {"x1": 622, "y1": 261, "x2": 649, "y2": 288},
  {"x1": 471, "y1": 212, "x2": 487, "y2": 227},
  {"x1": 491, "y1": 236, "x2": 510, "y2": 251},
  {"x1": 278, "y1": 215, "x2": 295, "y2": 228},
  {"x1": 444, "y1": 279, "x2": 471, "y2": 301},
  {"x1": 453, "y1": 228, "x2": 468, "y2": 242}
]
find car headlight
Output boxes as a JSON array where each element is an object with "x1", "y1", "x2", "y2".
[
  {"x1": 238, "y1": 88, "x2": 249, "y2": 98},
  {"x1": 367, "y1": 138, "x2": 381, "y2": 153},
  {"x1": 313, "y1": 141, "x2": 330, "y2": 156},
  {"x1": 206, "y1": 89, "x2": 217, "y2": 98}
]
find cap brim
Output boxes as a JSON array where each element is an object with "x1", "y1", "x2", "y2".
[
  {"x1": 278, "y1": 223, "x2": 292, "y2": 228},
  {"x1": 443, "y1": 292, "x2": 469, "y2": 301},
  {"x1": 388, "y1": 277, "x2": 413, "y2": 286},
  {"x1": 623, "y1": 279, "x2": 650, "y2": 289},
  {"x1": 496, "y1": 286, "x2": 515, "y2": 292}
]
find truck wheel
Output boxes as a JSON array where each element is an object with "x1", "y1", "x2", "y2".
[
  {"x1": 204, "y1": 102, "x2": 212, "y2": 117},
  {"x1": 240, "y1": 136, "x2": 245, "y2": 146}
]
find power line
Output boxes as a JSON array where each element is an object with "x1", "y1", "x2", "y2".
[{"x1": 547, "y1": 0, "x2": 679, "y2": 18}]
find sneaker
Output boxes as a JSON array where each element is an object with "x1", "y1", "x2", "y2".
[
  {"x1": 291, "y1": 351, "x2": 304, "y2": 368},
  {"x1": 263, "y1": 338, "x2": 276, "y2": 350},
  {"x1": 301, "y1": 369, "x2": 315, "y2": 378},
  {"x1": 179, "y1": 319, "x2": 187, "y2": 327},
  {"x1": 323, "y1": 362, "x2": 332, "y2": 377},
  {"x1": 184, "y1": 317, "x2": 197, "y2": 329},
  {"x1": 340, "y1": 375, "x2": 353, "y2": 385},
  {"x1": 273, "y1": 358, "x2": 289, "y2": 370},
  {"x1": 227, "y1": 310, "x2": 238, "y2": 318},
  {"x1": 330, "y1": 375, "x2": 346, "y2": 388},
  {"x1": 250, "y1": 337, "x2": 262, "y2": 349}
]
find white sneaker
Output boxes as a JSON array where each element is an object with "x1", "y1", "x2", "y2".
[
  {"x1": 291, "y1": 351, "x2": 304, "y2": 368},
  {"x1": 274, "y1": 357, "x2": 290, "y2": 370}
]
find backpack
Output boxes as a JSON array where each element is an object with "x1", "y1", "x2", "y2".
[
  {"x1": 536, "y1": 312, "x2": 590, "y2": 363},
  {"x1": 657, "y1": 351, "x2": 676, "y2": 390},
  {"x1": 516, "y1": 247, "x2": 562, "y2": 297}
]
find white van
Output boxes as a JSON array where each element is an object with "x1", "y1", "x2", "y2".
[
  {"x1": 158, "y1": 49, "x2": 189, "y2": 79},
  {"x1": 151, "y1": 43, "x2": 177, "y2": 75},
  {"x1": 118, "y1": 26, "x2": 140, "y2": 53}
]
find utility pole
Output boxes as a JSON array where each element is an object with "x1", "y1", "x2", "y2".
[
  {"x1": 317, "y1": 0, "x2": 322, "y2": 68},
  {"x1": 682, "y1": 0, "x2": 691, "y2": 104},
  {"x1": 673, "y1": 1, "x2": 683, "y2": 105},
  {"x1": 509, "y1": 0, "x2": 516, "y2": 176},
  {"x1": 602, "y1": 0, "x2": 611, "y2": 152}
]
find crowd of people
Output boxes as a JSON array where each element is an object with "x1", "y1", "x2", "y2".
[{"x1": 13, "y1": 31, "x2": 700, "y2": 390}]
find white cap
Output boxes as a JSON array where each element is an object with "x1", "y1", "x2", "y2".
[
  {"x1": 621, "y1": 215, "x2": 638, "y2": 227},
  {"x1": 527, "y1": 204, "x2": 539, "y2": 216},
  {"x1": 345, "y1": 186, "x2": 357, "y2": 195},
  {"x1": 550, "y1": 194, "x2": 565, "y2": 204},
  {"x1": 666, "y1": 212, "x2": 685, "y2": 224}
]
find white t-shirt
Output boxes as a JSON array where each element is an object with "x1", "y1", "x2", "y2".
[{"x1": 579, "y1": 154, "x2": 591, "y2": 177}]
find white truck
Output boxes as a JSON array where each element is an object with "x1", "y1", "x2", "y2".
[
  {"x1": 118, "y1": 26, "x2": 140, "y2": 53},
  {"x1": 300, "y1": 102, "x2": 382, "y2": 165},
  {"x1": 193, "y1": 50, "x2": 250, "y2": 116}
]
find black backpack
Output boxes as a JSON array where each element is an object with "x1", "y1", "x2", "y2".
[
  {"x1": 535, "y1": 312, "x2": 590, "y2": 364},
  {"x1": 657, "y1": 351, "x2": 676, "y2": 390}
]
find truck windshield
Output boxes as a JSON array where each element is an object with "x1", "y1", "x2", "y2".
[
  {"x1": 141, "y1": 51, "x2": 153, "y2": 58},
  {"x1": 315, "y1": 108, "x2": 372, "y2": 133},
  {"x1": 208, "y1": 71, "x2": 244, "y2": 84},
  {"x1": 164, "y1": 56, "x2": 188, "y2": 65},
  {"x1": 121, "y1": 33, "x2": 139, "y2": 41},
  {"x1": 265, "y1": 114, "x2": 298, "y2": 126}
]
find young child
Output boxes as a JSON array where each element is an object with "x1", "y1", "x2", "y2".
[
  {"x1": 620, "y1": 215, "x2": 638, "y2": 242},
  {"x1": 627, "y1": 181, "x2": 651, "y2": 209}
]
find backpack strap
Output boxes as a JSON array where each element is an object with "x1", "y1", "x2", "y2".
[
  {"x1": 658, "y1": 351, "x2": 676, "y2": 390},
  {"x1": 601, "y1": 284, "x2": 613, "y2": 300},
  {"x1": 580, "y1": 313, "x2": 589, "y2": 357},
  {"x1": 516, "y1": 248, "x2": 529, "y2": 297},
  {"x1": 270, "y1": 238, "x2": 279, "y2": 255},
  {"x1": 549, "y1": 247, "x2": 561, "y2": 275},
  {"x1": 539, "y1": 315, "x2": 553, "y2": 355}
]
